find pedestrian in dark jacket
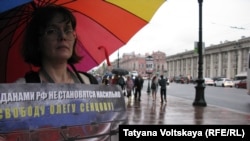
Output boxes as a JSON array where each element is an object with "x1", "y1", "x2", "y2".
[
  {"x1": 158, "y1": 75, "x2": 167, "y2": 103},
  {"x1": 134, "y1": 74, "x2": 144, "y2": 101}
]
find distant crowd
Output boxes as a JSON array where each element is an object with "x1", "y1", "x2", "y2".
[{"x1": 95, "y1": 73, "x2": 169, "y2": 103}]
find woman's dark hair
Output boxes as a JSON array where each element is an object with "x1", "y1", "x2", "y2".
[{"x1": 22, "y1": 5, "x2": 82, "y2": 67}]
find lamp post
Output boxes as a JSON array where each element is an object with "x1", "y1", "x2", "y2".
[
  {"x1": 193, "y1": 0, "x2": 207, "y2": 107},
  {"x1": 146, "y1": 56, "x2": 154, "y2": 94},
  {"x1": 117, "y1": 49, "x2": 120, "y2": 68}
]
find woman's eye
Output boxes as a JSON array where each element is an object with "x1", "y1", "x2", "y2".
[
  {"x1": 45, "y1": 29, "x2": 57, "y2": 35},
  {"x1": 65, "y1": 29, "x2": 73, "y2": 34}
]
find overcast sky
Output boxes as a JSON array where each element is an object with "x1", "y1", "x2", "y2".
[{"x1": 106, "y1": 0, "x2": 250, "y2": 63}]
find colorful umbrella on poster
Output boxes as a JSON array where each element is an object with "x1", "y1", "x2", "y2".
[{"x1": 0, "y1": 0, "x2": 166, "y2": 83}]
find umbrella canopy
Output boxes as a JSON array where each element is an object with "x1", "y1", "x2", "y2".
[
  {"x1": 0, "y1": 0, "x2": 165, "y2": 83},
  {"x1": 111, "y1": 68, "x2": 129, "y2": 76}
]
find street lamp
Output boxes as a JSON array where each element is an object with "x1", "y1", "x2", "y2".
[
  {"x1": 117, "y1": 49, "x2": 120, "y2": 68},
  {"x1": 193, "y1": 0, "x2": 207, "y2": 107},
  {"x1": 145, "y1": 56, "x2": 154, "y2": 94}
]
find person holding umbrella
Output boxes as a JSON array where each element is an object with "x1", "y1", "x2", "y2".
[{"x1": 15, "y1": 5, "x2": 97, "y2": 84}]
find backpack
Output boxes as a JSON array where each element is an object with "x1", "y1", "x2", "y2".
[
  {"x1": 24, "y1": 71, "x2": 98, "y2": 84},
  {"x1": 151, "y1": 82, "x2": 156, "y2": 89},
  {"x1": 118, "y1": 77, "x2": 125, "y2": 86},
  {"x1": 159, "y1": 78, "x2": 166, "y2": 89}
]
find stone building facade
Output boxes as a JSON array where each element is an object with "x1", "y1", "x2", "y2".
[
  {"x1": 117, "y1": 51, "x2": 167, "y2": 77},
  {"x1": 166, "y1": 36, "x2": 250, "y2": 79}
]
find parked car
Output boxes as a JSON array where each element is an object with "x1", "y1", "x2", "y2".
[
  {"x1": 233, "y1": 72, "x2": 247, "y2": 86},
  {"x1": 204, "y1": 77, "x2": 214, "y2": 86},
  {"x1": 214, "y1": 78, "x2": 234, "y2": 87},
  {"x1": 179, "y1": 77, "x2": 187, "y2": 84},
  {"x1": 212, "y1": 76, "x2": 226, "y2": 82},
  {"x1": 173, "y1": 76, "x2": 182, "y2": 83},
  {"x1": 234, "y1": 79, "x2": 247, "y2": 89}
]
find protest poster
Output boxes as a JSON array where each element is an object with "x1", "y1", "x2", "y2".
[{"x1": 0, "y1": 83, "x2": 127, "y2": 141}]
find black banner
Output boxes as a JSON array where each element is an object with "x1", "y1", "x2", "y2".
[{"x1": 0, "y1": 83, "x2": 127, "y2": 141}]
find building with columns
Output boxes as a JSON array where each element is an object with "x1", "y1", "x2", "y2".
[{"x1": 166, "y1": 36, "x2": 250, "y2": 79}]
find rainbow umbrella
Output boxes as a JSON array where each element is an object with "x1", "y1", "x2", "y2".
[{"x1": 0, "y1": 0, "x2": 166, "y2": 83}]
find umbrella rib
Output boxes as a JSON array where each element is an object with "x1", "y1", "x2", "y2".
[
  {"x1": 35, "y1": 0, "x2": 54, "y2": 7},
  {"x1": 0, "y1": 6, "x2": 32, "y2": 36},
  {"x1": 77, "y1": 39, "x2": 100, "y2": 65},
  {"x1": 0, "y1": 7, "x2": 32, "y2": 21},
  {"x1": 0, "y1": 2, "x2": 33, "y2": 52},
  {"x1": 9, "y1": 23, "x2": 27, "y2": 49},
  {"x1": 1, "y1": 13, "x2": 31, "y2": 20},
  {"x1": 55, "y1": 0, "x2": 77, "y2": 6},
  {"x1": 0, "y1": 13, "x2": 31, "y2": 30},
  {"x1": 0, "y1": 17, "x2": 29, "y2": 48},
  {"x1": 36, "y1": 0, "x2": 76, "y2": 7}
]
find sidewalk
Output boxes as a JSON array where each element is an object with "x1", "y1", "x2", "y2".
[{"x1": 125, "y1": 89, "x2": 250, "y2": 125}]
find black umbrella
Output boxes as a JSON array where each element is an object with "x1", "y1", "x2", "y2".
[{"x1": 111, "y1": 68, "x2": 129, "y2": 76}]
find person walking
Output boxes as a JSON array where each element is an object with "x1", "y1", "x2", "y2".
[
  {"x1": 134, "y1": 74, "x2": 144, "y2": 101},
  {"x1": 125, "y1": 76, "x2": 134, "y2": 98},
  {"x1": 131, "y1": 74, "x2": 136, "y2": 95},
  {"x1": 158, "y1": 75, "x2": 167, "y2": 103},
  {"x1": 151, "y1": 76, "x2": 158, "y2": 101},
  {"x1": 111, "y1": 74, "x2": 119, "y2": 85},
  {"x1": 117, "y1": 75, "x2": 126, "y2": 96}
]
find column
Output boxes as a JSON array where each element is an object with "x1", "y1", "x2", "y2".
[
  {"x1": 203, "y1": 55, "x2": 206, "y2": 77},
  {"x1": 210, "y1": 54, "x2": 213, "y2": 77},
  {"x1": 218, "y1": 53, "x2": 222, "y2": 76},
  {"x1": 238, "y1": 49, "x2": 242, "y2": 73},
  {"x1": 227, "y1": 51, "x2": 232, "y2": 78},
  {"x1": 191, "y1": 56, "x2": 194, "y2": 78}
]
